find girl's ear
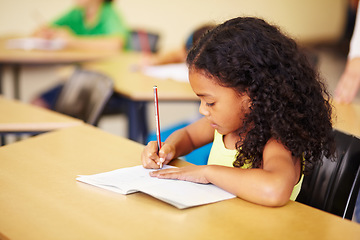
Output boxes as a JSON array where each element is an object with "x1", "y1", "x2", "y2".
[
  {"x1": 248, "y1": 99, "x2": 252, "y2": 109},
  {"x1": 244, "y1": 89, "x2": 252, "y2": 108},
  {"x1": 240, "y1": 89, "x2": 251, "y2": 107},
  {"x1": 239, "y1": 91, "x2": 252, "y2": 111}
]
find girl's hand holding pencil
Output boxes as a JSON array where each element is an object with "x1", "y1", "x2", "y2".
[
  {"x1": 141, "y1": 86, "x2": 175, "y2": 169},
  {"x1": 141, "y1": 141, "x2": 175, "y2": 169}
]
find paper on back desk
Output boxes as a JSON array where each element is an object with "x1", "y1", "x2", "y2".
[
  {"x1": 142, "y1": 63, "x2": 189, "y2": 82},
  {"x1": 6, "y1": 37, "x2": 65, "y2": 51}
]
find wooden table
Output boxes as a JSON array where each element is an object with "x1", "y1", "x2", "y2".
[
  {"x1": 0, "y1": 95, "x2": 83, "y2": 133},
  {"x1": 0, "y1": 124, "x2": 359, "y2": 239},
  {"x1": 0, "y1": 35, "x2": 116, "y2": 99},
  {"x1": 83, "y1": 53, "x2": 197, "y2": 101},
  {"x1": 84, "y1": 53, "x2": 360, "y2": 143},
  {"x1": 332, "y1": 101, "x2": 360, "y2": 138},
  {"x1": 83, "y1": 52, "x2": 197, "y2": 143}
]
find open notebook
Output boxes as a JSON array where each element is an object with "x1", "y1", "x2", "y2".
[{"x1": 77, "y1": 165, "x2": 236, "y2": 209}]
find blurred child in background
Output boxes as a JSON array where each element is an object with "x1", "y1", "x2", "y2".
[{"x1": 31, "y1": 0, "x2": 129, "y2": 109}]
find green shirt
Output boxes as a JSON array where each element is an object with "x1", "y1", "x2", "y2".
[{"x1": 52, "y1": 3, "x2": 129, "y2": 47}]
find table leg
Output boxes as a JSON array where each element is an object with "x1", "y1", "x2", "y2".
[
  {"x1": 0, "y1": 135, "x2": 5, "y2": 146},
  {"x1": 12, "y1": 64, "x2": 21, "y2": 99},
  {"x1": 0, "y1": 64, "x2": 3, "y2": 95},
  {"x1": 127, "y1": 100, "x2": 148, "y2": 144}
]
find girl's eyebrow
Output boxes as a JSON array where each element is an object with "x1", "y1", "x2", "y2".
[{"x1": 196, "y1": 93, "x2": 213, "y2": 98}]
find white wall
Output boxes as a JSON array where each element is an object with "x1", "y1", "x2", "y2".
[
  {"x1": 0, "y1": 0, "x2": 348, "y2": 51},
  {"x1": 0, "y1": 0, "x2": 349, "y2": 136}
]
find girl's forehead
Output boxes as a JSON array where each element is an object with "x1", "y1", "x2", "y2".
[
  {"x1": 189, "y1": 70, "x2": 238, "y2": 98},
  {"x1": 189, "y1": 68, "x2": 217, "y2": 82},
  {"x1": 189, "y1": 69, "x2": 249, "y2": 99},
  {"x1": 189, "y1": 69, "x2": 218, "y2": 87}
]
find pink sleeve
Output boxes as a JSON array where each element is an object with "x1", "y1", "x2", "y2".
[{"x1": 349, "y1": 3, "x2": 360, "y2": 59}]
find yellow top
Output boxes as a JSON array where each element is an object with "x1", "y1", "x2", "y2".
[{"x1": 207, "y1": 130, "x2": 303, "y2": 201}]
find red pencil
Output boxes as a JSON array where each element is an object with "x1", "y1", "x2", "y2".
[{"x1": 153, "y1": 86, "x2": 162, "y2": 168}]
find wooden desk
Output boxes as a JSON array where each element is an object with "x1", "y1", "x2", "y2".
[
  {"x1": 0, "y1": 125, "x2": 359, "y2": 239},
  {"x1": 84, "y1": 53, "x2": 360, "y2": 143},
  {"x1": 83, "y1": 53, "x2": 198, "y2": 143},
  {"x1": 0, "y1": 95, "x2": 83, "y2": 132},
  {"x1": 0, "y1": 36, "x2": 116, "y2": 99},
  {"x1": 332, "y1": 101, "x2": 360, "y2": 138},
  {"x1": 83, "y1": 53, "x2": 197, "y2": 101}
]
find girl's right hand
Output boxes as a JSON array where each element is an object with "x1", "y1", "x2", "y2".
[
  {"x1": 33, "y1": 26, "x2": 56, "y2": 39},
  {"x1": 141, "y1": 141, "x2": 175, "y2": 169}
]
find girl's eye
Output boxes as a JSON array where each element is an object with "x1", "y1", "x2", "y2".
[{"x1": 206, "y1": 102, "x2": 215, "y2": 107}]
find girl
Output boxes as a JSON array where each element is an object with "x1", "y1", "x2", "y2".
[
  {"x1": 33, "y1": 0, "x2": 129, "y2": 51},
  {"x1": 32, "y1": 0, "x2": 129, "y2": 109},
  {"x1": 141, "y1": 17, "x2": 335, "y2": 207}
]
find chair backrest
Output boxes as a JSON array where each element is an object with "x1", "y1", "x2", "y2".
[
  {"x1": 296, "y1": 129, "x2": 360, "y2": 219},
  {"x1": 127, "y1": 29, "x2": 160, "y2": 53},
  {"x1": 54, "y1": 69, "x2": 113, "y2": 125}
]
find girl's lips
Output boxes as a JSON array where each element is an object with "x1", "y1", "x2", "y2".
[{"x1": 206, "y1": 118, "x2": 218, "y2": 128}]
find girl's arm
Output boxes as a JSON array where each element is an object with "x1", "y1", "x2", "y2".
[
  {"x1": 66, "y1": 34, "x2": 124, "y2": 51},
  {"x1": 334, "y1": 57, "x2": 360, "y2": 103},
  {"x1": 150, "y1": 138, "x2": 300, "y2": 207},
  {"x1": 33, "y1": 26, "x2": 125, "y2": 51},
  {"x1": 147, "y1": 48, "x2": 187, "y2": 65},
  {"x1": 141, "y1": 117, "x2": 214, "y2": 169}
]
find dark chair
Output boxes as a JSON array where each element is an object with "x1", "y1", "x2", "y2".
[
  {"x1": 54, "y1": 69, "x2": 113, "y2": 126},
  {"x1": 100, "y1": 29, "x2": 160, "y2": 142},
  {"x1": 127, "y1": 29, "x2": 160, "y2": 53},
  {"x1": 102, "y1": 29, "x2": 160, "y2": 117},
  {"x1": 296, "y1": 129, "x2": 360, "y2": 220}
]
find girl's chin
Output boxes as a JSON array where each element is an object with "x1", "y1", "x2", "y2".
[
  {"x1": 215, "y1": 128, "x2": 234, "y2": 136},
  {"x1": 210, "y1": 123, "x2": 230, "y2": 135},
  {"x1": 214, "y1": 127, "x2": 225, "y2": 135}
]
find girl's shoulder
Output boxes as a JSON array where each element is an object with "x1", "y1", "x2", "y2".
[
  {"x1": 52, "y1": 7, "x2": 82, "y2": 26},
  {"x1": 263, "y1": 138, "x2": 292, "y2": 159},
  {"x1": 101, "y1": 2, "x2": 117, "y2": 14}
]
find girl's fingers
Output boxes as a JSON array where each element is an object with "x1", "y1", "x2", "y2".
[
  {"x1": 144, "y1": 152, "x2": 161, "y2": 169},
  {"x1": 141, "y1": 142, "x2": 175, "y2": 169},
  {"x1": 149, "y1": 166, "x2": 210, "y2": 184},
  {"x1": 150, "y1": 168, "x2": 180, "y2": 178},
  {"x1": 158, "y1": 144, "x2": 175, "y2": 165},
  {"x1": 141, "y1": 141, "x2": 161, "y2": 169}
]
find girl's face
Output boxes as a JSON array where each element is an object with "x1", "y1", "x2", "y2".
[
  {"x1": 189, "y1": 69, "x2": 251, "y2": 136},
  {"x1": 75, "y1": 0, "x2": 102, "y2": 7}
]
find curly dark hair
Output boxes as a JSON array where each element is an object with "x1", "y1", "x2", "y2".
[{"x1": 186, "y1": 17, "x2": 335, "y2": 174}]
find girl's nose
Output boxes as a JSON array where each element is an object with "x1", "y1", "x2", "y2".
[{"x1": 199, "y1": 102, "x2": 209, "y2": 116}]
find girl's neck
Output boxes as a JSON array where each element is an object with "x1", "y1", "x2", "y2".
[
  {"x1": 223, "y1": 132, "x2": 242, "y2": 150},
  {"x1": 83, "y1": 1, "x2": 102, "y2": 24}
]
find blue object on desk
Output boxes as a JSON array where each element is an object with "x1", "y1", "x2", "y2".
[{"x1": 147, "y1": 121, "x2": 211, "y2": 165}]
